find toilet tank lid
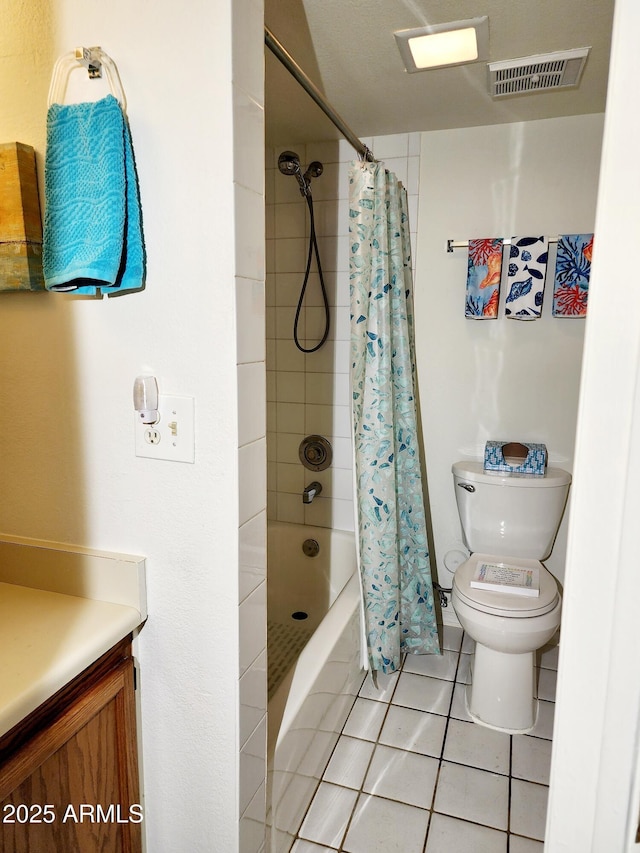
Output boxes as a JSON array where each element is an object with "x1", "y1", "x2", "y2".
[{"x1": 452, "y1": 461, "x2": 571, "y2": 488}]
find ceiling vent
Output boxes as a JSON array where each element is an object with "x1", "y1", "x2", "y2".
[{"x1": 488, "y1": 47, "x2": 590, "y2": 97}]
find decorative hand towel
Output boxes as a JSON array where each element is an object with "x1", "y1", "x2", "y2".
[
  {"x1": 43, "y1": 94, "x2": 144, "y2": 296},
  {"x1": 465, "y1": 238, "x2": 503, "y2": 319},
  {"x1": 505, "y1": 236, "x2": 549, "y2": 320},
  {"x1": 552, "y1": 233, "x2": 593, "y2": 317}
]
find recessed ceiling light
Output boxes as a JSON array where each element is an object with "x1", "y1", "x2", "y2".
[{"x1": 395, "y1": 17, "x2": 489, "y2": 73}]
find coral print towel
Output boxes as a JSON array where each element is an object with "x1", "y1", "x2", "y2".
[
  {"x1": 552, "y1": 233, "x2": 593, "y2": 317},
  {"x1": 465, "y1": 238, "x2": 503, "y2": 319},
  {"x1": 505, "y1": 236, "x2": 549, "y2": 320}
]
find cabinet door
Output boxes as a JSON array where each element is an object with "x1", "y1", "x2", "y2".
[{"x1": 0, "y1": 658, "x2": 141, "y2": 853}]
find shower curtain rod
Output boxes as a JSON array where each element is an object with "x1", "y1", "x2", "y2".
[{"x1": 264, "y1": 26, "x2": 375, "y2": 163}]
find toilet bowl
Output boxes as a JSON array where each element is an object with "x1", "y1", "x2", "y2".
[
  {"x1": 452, "y1": 552, "x2": 561, "y2": 732},
  {"x1": 450, "y1": 460, "x2": 571, "y2": 733}
]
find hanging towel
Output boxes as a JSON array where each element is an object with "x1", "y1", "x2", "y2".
[
  {"x1": 552, "y1": 233, "x2": 593, "y2": 317},
  {"x1": 505, "y1": 236, "x2": 549, "y2": 320},
  {"x1": 43, "y1": 94, "x2": 144, "y2": 296},
  {"x1": 465, "y1": 238, "x2": 503, "y2": 319}
]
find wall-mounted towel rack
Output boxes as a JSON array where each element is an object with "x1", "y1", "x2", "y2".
[
  {"x1": 447, "y1": 237, "x2": 559, "y2": 253},
  {"x1": 47, "y1": 47, "x2": 127, "y2": 112}
]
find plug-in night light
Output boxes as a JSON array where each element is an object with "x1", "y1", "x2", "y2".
[{"x1": 133, "y1": 375, "x2": 159, "y2": 424}]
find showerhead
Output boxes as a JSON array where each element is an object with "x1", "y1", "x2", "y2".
[
  {"x1": 278, "y1": 151, "x2": 323, "y2": 198},
  {"x1": 303, "y1": 161, "x2": 323, "y2": 182},
  {"x1": 278, "y1": 151, "x2": 302, "y2": 176}
]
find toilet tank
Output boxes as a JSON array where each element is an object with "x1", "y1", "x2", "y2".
[{"x1": 452, "y1": 461, "x2": 571, "y2": 560}]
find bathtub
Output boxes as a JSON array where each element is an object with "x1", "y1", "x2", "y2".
[{"x1": 267, "y1": 522, "x2": 364, "y2": 853}]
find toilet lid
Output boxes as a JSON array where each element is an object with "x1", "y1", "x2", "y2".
[{"x1": 453, "y1": 553, "x2": 560, "y2": 618}]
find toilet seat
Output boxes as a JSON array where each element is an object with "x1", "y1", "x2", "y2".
[{"x1": 454, "y1": 553, "x2": 559, "y2": 618}]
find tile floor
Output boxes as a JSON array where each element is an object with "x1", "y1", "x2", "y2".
[{"x1": 290, "y1": 625, "x2": 558, "y2": 853}]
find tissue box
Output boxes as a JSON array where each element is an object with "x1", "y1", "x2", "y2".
[{"x1": 484, "y1": 441, "x2": 547, "y2": 476}]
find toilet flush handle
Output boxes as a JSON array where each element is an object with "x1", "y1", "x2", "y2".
[{"x1": 458, "y1": 483, "x2": 475, "y2": 493}]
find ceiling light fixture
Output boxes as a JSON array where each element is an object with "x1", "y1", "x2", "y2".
[{"x1": 395, "y1": 17, "x2": 489, "y2": 73}]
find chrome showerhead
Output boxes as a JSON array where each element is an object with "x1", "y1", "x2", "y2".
[
  {"x1": 303, "y1": 161, "x2": 323, "y2": 182},
  {"x1": 278, "y1": 151, "x2": 323, "y2": 198},
  {"x1": 278, "y1": 150, "x2": 302, "y2": 176}
]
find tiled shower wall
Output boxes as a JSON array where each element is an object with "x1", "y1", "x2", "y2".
[{"x1": 266, "y1": 133, "x2": 422, "y2": 532}]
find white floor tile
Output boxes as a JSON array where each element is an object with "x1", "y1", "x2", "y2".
[
  {"x1": 441, "y1": 624, "x2": 463, "y2": 652},
  {"x1": 442, "y1": 718, "x2": 510, "y2": 775},
  {"x1": 510, "y1": 779, "x2": 549, "y2": 841},
  {"x1": 528, "y1": 699, "x2": 555, "y2": 739},
  {"x1": 536, "y1": 667, "x2": 557, "y2": 702},
  {"x1": 461, "y1": 633, "x2": 475, "y2": 654},
  {"x1": 342, "y1": 793, "x2": 430, "y2": 853},
  {"x1": 434, "y1": 762, "x2": 509, "y2": 830},
  {"x1": 291, "y1": 841, "x2": 338, "y2": 853},
  {"x1": 342, "y1": 697, "x2": 388, "y2": 741},
  {"x1": 537, "y1": 639, "x2": 559, "y2": 670},
  {"x1": 456, "y1": 653, "x2": 473, "y2": 685},
  {"x1": 425, "y1": 813, "x2": 507, "y2": 853},
  {"x1": 298, "y1": 782, "x2": 358, "y2": 849},
  {"x1": 379, "y1": 705, "x2": 447, "y2": 757},
  {"x1": 450, "y1": 683, "x2": 474, "y2": 722},
  {"x1": 358, "y1": 669, "x2": 399, "y2": 702},
  {"x1": 322, "y1": 736, "x2": 375, "y2": 790},
  {"x1": 392, "y1": 672, "x2": 454, "y2": 716},
  {"x1": 403, "y1": 648, "x2": 459, "y2": 680},
  {"x1": 363, "y1": 744, "x2": 439, "y2": 809},
  {"x1": 509, "y1": 835, "x2": 545, "y2": 853},
  {"x1": 512, "y1": 735, "x2": 552, "y2": 785}
]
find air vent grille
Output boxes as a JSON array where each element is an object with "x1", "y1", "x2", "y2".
[{"x1": 488, "y1": 48, "x2": 590, "y2": 97}]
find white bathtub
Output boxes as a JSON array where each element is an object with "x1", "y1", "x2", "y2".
[{"x1": 267, "y1": 522, "x2": 364, "y2": 853}]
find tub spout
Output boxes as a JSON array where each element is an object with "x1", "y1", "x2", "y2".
[{"x1": 303, "y1": 481, "x2": 322, "y2": 503}]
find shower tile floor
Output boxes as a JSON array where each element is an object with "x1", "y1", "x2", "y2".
[{"x1": 290, "y1": 625, "x2": 558, "y2": 853}]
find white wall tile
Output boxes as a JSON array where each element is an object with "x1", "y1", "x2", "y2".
[
  {"x1": 239, "y1": 510, "x2": 266, "y2": 603},
  {"x1": 239, "y1": 717, "x2": 267, "y2": 816},
  {"x1": 239, "y1": 438, "x2": 266, "y2": 525},
  {"x1": 233, "y1": 89, "x2": 264, "y2": 193},
  {"x1": 238, "y1": 362, "x2": 266, "y2": 447},
  {"x1": 231, "y1": 0, "x2": 264, "y2": 105},
  {"x1": 235, "y1": 184, "x2": 265, "y2": 281},
  {"x1": 239, "y1": 651, "x2": 267, "y2": 747},
  {"x1": 236, "y1": 278, "x2": 265, "y2": 365},
  {"x1": 239, "y1": 580, "x2": 266, "y2": 677},
  {"x1": 371, "y1": 133, "x2": 409, "y2": 159}
]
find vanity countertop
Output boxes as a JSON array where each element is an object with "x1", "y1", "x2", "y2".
[{"x1": 0, "y1": 535, "x2": 146, "y2": 740}]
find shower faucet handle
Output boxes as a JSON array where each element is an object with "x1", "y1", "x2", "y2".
[{"x1": 302, "y1": 481, "x2": 323, "y2": 504}]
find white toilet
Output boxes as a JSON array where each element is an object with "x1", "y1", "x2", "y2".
[{"x1": 451, "y1": 460, "x2": 571, "y2": 733}]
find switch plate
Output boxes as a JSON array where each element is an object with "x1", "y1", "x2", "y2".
[{"x1": 135, "y1": 395, "x2": 195, "y2": 463}]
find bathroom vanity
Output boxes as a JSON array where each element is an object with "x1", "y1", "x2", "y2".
[{"x1": 0, "y1": 537, "x2": 146, "y2": 852}]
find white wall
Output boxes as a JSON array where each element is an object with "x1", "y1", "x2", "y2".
[
  {"x1": 1, "y1": 1, "x2": 258, "y2": 850},
  {"x1": 414, "y1": 114, "x2": 604, "y2": 594},
  {"x1": 266, "y1": 133, "x2": 422, "y2": 532},
  {"x1": 547, "y1": 0, "x2": 640, "y2": 847}
]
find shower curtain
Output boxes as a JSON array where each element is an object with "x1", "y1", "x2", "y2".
[{"x1": 349, "y1": 160, "x2": 440, "y2": 674}]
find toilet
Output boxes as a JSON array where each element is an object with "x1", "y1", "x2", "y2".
[{"x1": 451, "y1": 460, "x2": 571, "y2": 733}]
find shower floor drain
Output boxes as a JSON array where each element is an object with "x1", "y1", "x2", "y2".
[
  {"x1": 267, "y1": 618, "x2": 313, "y2": 698},
  {"x1": 291, "y1": 611, "x2": 308, "y2": 620}
]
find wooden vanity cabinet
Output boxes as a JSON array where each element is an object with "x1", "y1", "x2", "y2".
[{"x1": 0, "y1": 636, "x2": 142, "y2": 853}]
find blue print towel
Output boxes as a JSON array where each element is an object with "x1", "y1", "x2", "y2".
[
  {"x1": 465, "y1": 238, "x2": 503, "y2": 319},
  {"x1": 43, "y1": 95, "x2": 144, "y2": 296},
  {"x1": 505, "y1": 236, "x2": 548, "y2": 320},
  {"x1": 552, "y1": 234, "x2": 593, "y2": 317}
]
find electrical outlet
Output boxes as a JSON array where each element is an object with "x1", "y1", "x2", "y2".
[{"x1": 135, "y1": 395, "x2": 195, "y2": 462}]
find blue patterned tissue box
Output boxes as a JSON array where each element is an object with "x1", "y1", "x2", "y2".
[{"x1": 484, "y1": 441, "x2": 547, "y2": 476}]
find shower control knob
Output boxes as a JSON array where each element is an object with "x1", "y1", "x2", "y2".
[{"x1": 299, "y1": 435, "x2": 333, "y2": 472}]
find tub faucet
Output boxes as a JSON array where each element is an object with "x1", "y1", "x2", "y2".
[{"x1": 303, "y1": 481, "x2": 322, "y2": 504}]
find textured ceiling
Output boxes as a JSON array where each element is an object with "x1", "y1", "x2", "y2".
[{"x1": 265, "y1": 0, "x2": 615, "y2": 148}]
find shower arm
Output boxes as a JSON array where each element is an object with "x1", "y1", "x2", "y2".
[{"x1": 265, "y1": 26, "x2": 375, "y2": 163}]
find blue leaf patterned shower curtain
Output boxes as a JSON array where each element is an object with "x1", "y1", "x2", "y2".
[{"x1": 349, "y1": 161, "x2": 440, "y2": 674}]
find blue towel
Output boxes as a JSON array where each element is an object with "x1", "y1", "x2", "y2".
[{"x1": 43, "y1": 95, "x2": 144, "y2": 295}]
